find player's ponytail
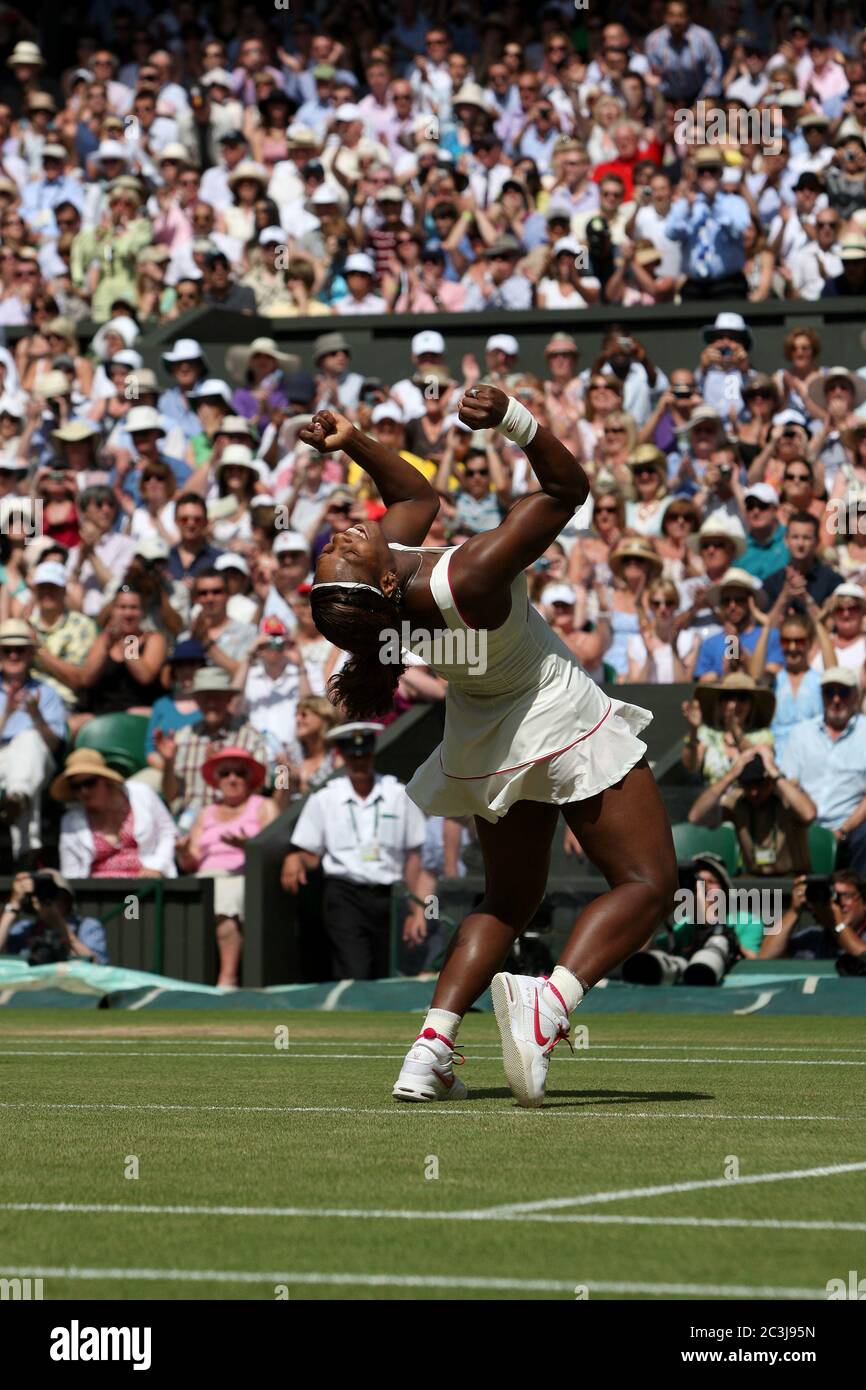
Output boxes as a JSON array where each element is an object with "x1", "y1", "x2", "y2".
[{"x1": 311, "y1": 588, "x2": 405, "y2": 721}]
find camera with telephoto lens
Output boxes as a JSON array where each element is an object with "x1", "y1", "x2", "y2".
[
  {"x1": 26, "y1": 923, "x2": 70, "y2": 966},
  {"x1": 622, "y1": 948, "x2": 687, "y2": 985},
  {"x1": 681, "y1": 923, "x2": 739, "y2": 986}
]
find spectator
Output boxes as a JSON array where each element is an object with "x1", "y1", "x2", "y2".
[
  {"x1": 0, "y1": 617, "x2": 65, "y2": 861},
  {"x1": 645, "y1": 1, "x2": 723, "y2": 105},
  {"x1": 740, "y1": 483, "x2": 791, "y2": 581},
  {"x1": 144, "y1": 638, "x2": 208, "y2": 772},
  {"x1": 627, "y1": 577, "x2": 697, "y2": 683},
  {"x1": 692, "y1": 567, "x2": 783, "y2": 682},
  {"x1": 26, "y1": 560, "x2": 97, "y2": 719},
  {"x1": 51, "y1": 748, "x2": 177, "y2": 879},
  {"x1": 763, "y1": 870, "x2": 866, "y2": 960},
  {"x1": 665, "y1": 151, "x2": 751, "y2": 299},
  {"x1": 688, "y1": 745, "x2": 815, "y2": 875},
  {"x1": 462, "y1": 234, "x2": 533, "y2": 311},
  {"x1": 761, "y1": 512, "x2": 844, "y2": 612},
  {"x1": 78, "y1": 586, "x2": 166, "y2": 718},
  {"x1": 816, "y1": 584, "x2": 866, "y2": 677},
  {"x1": 753, "y1": 608, "x2": 826, "y2": 758},
  {"x1": 0, "y1": 868, "x2": 108, "y2": 964},
  {"x1": 282, "y1": 722, "x2": 427, "y2": 981},
  {"x1": 176, "y1": 746, "x2": 277, "y2": 987},
  {"x1": 603, "y1": 538, "x2": 664, "y2": 679},
  {"x1": 779, "y1": 666, "x2": 866, "y2": 873},
  {"x1": 167, "y1": 492, "x2": 224, "y2": 586},
  {"x1": 682, "y1": 671, "x2": 776, "y2": 784},
  {"x1": 156, "y1": 666, "x2": 269, "y2": 826}
]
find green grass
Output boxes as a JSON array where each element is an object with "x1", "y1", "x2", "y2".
[{"x1": 1, "y1": 1009, "x2": 865, "y2": 1300}]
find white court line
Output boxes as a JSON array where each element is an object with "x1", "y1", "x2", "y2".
[
  {"x1": 482, "y1": 1159, "x2": 866, "y2": 1219},
  {"x1": 0, "y1": 1266, "x2": 825, "y2": 1297},
  {"x1": 5, "y1": 1160, "x2": 864, "y2": 1225},
  {"x1": 2, "y1": 1048, "x2": 866, "y2": 1066},
  {"x1": 1, "y1": 1100, "x2": 864, "y2": 1122},
  {"x1": 1, "y1": 1101, "x2": 862, "y2": 1122},
  {"x1": 3, "y1": 1200, "x2": 864, "y2": 1236},
  {"x1": 4, "y1": 1037, "x2": 866, "y2": 1055}
]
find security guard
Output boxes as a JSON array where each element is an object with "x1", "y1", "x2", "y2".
[{"x1": 282, "y1": 722, "x2": 427, "y2": 979}]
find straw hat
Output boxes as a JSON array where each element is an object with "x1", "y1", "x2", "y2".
[
  {"x1": 201, "y1": 744, "x2": 266, "y2": 791},
  {"x1": 703, "y1": 565, "x2": 762, "y2": 608},
  {"x1": 609, "y1": 537, "x2": 663, "y2": 579},
  {"x1": 225, "y1": 337, "x2": 299, "y2": 384},
  {"x1": 687, "y1": 512, "x2": 747, "y2": 560},
  {"x1": 50, "y1": 748, "x2": 125, "y2": 802},
  {"x1": 807, "y1": 366, "x2": 866, "y2": 409},
  {"x1": 227, "y1": 160, "x2": 268, "y2": 192},
  {"x1": 695, "y1": 672, "x2": 776, "y2": 729},
  {"x1": 626, "y1": 444, "x2": 668, "y2": 480}
]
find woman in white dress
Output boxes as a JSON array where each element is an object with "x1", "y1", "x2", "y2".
[{"x1": 289, "y1": 389, "x2": 676, "y2": 1109}]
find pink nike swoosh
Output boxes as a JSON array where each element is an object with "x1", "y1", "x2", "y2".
[{"x1": 533, "y1": 990, "x2": 552, "y2": 1047}]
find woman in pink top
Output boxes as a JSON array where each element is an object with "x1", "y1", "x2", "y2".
[{"x1": 176, "y1": 746, "x2": 278, "y2": 987}]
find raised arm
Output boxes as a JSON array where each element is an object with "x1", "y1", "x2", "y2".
[
  {"x1": 447, "y1": 386, "x2": 590, "y2": 627},
  {"x1": 300, "y1": 410, "x2": 438, "y2": 545}
]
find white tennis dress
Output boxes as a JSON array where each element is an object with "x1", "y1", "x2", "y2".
[{"x1": 395, "y1": 545, "x2": 653, "y2": 823}]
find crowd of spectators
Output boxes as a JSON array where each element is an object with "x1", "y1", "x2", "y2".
[{"x1": 0, "y1": 2, "x2": 863, "y2": 982}]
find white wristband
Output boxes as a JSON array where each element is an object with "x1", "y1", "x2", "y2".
[{"x1": 495, "y1": 396, "x2": 538, "y2": 449}]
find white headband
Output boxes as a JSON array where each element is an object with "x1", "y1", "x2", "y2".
[{"x1": 310, "y1": 581, "x2": 385, "y2": 598}]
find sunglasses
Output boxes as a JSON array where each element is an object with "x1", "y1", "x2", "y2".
[
  {"x1": 823, "y1": 685, "x2": 852, "y2": 700},
  {"x1": 835, "y1": 604, "x2": 863, "y2": 615},
  {"x1": 594, "y1": 505, "x2": 618, "y2": 514},
  {"x1": 465, "y1": 468, "x2": 489, "y2": 477},
  {"x1": 69, "y1": 777, "x2": 98, "y2": 791},
  {"x1": 745, "y1": 499, "x2": 771, "y2": 511},
  {"x1": 781, "y1": 636, "x2": 808, "y2": 647},
  {"x1": 604, "y1": 426, "x2": 625, "y2": 435},
  {"x1": 215, "y1": 766, "x2": 249, "y2": 780},
  {"x1": 633, "y1": 466, "x2": 658, "y2": 477},
  {"x1": 784, "y1": 473, "x2": 811, "y2": 482},
  {"x1": 650, "y1": 598, "x2": 676, "y2": 609}
]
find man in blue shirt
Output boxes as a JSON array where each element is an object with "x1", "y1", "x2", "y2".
[
  {"x1": 780, "y1": 667, "x2": 866, "y2": 873},
  {"x1": 0, "y1": 869, "x2": 108, "y2": 964},
  {"x1": 0, "y1": 620, "x2": 67, "y2": 861},
  {"x1": 665, "y1": 149, "x2": 751, "y2": 299},
  {"x1": 693, "y1": 568, "x2": 784, "y2": 682},
  {"x1": 20, "y1": 144, "x2": 84, "y2": 237},
  {"x1": 740, "y1": 483, "x2": 791, "y2": 581}
]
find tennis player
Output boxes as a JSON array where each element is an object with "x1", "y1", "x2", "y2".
[{"x1": 303, "y1": 386, "x2": 676, "y2": 1107}]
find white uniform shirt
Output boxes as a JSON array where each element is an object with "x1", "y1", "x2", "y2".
[{"x1": 292, "y1": 772, "x2": 427, "y2": 886}]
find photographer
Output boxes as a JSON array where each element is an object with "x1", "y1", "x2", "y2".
[
  {"x1": 586, "y1": 327, "x2": 666, "y2": 427},
  {"x1": 623, "y1": 852, "x2": 761, "y2": 984},
  {"x1": 104, "y1": 539, "x2": 187, "y2": 643},
  {"x1": 0, "y1": 870, "x2": 107, "y2": 964},
  {"x1": 760, "y1": 870, "x2": 866, "y2": 960}
]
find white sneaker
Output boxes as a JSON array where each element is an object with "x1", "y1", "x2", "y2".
[
  {"x1": 392, "y1": 1028, "x2": 468, "y2": 1103},
  {"x1": 491, "y1": 973, "x2": 571, "y2": 1108}
]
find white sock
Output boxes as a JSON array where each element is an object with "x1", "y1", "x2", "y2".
[
  {"x1": 548, "y1": 966, "x2": 585, "y2": 1015},
  {"x1": 421, "y1": 1008, "x2": 461, "y2": 1044}
]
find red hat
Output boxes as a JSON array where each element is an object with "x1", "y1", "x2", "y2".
[
  {"x1": 296, "y1": 582, "x2": 313, "y2": 596},
  {"x1": 260, "y1": 616, "x2": 287, "y2": 637},
  {"x1": 201, "y1": 745, "x2": 266, "y2": 790}
]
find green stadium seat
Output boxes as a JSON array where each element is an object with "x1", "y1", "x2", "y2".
[
  {"x1": 807, "y1": 823, "x2": 837, "y2": 874},
  {"x1": 74, "y1": 713, "x2": 150, "y2": 778},
  {"x1": 671, "y1": 822, "x2": 741, "y2": 876}
]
